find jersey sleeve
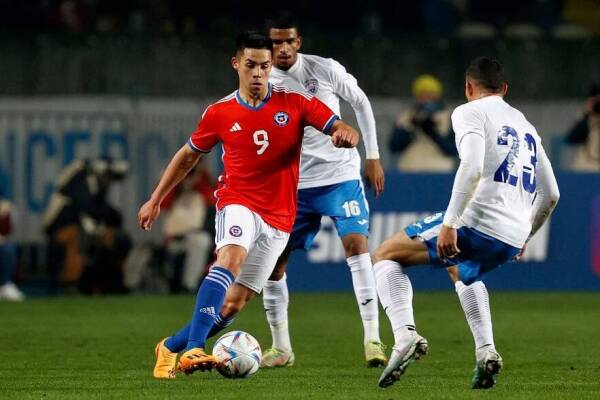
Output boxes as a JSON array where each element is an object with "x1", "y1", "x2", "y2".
[
  {"x1": 442, "y1": 133, "x2": 485, "y2": 228},
  {"x1": 528, "y1": 143, "x2": 560, "y2": 241},
  {"x1": 329, "y1": 58, "x2": 379, "y2": 159},
  {"x1": 301, "y1": 95, "x2": 339, "y2": 135},
  {"x1": 188, "y1": 106, "x2": 220, "y2": 153},
  {"x1": 451, "y1": 104, "x2": 486, "y2": 157}
]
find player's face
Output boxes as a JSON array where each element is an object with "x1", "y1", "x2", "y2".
[
  {"x1": 270, "y1": 28, "x2": 302, "y2": 71},
  {"x1": 232, "y1": 48, "x2": 272, "y2": 98}
]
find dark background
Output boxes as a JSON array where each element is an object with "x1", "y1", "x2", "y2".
[{"x1": 1, "y1": 0, "x2": 598, "y2": 98}]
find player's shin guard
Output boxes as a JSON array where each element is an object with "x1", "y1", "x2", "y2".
[
  {"x1": 263, "y1": 274, "x2": 292, "y2": 352},
  {"x1": 186, "y1": 266, "x2": 234, "y2": 350},
  {"x1": 455, "y1": 281, "x2": 495, "y2": 353},
  {"x1": 374, "y1": 260, "x2": 415, "y2": 342},
  {"x1": 348, "y1": 253, "x2": 381, "y2": 344}
]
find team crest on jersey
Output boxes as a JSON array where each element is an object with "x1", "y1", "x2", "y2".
[
  {"x1": 304, "y1": 78, "x2": 319, "y2": 94},
  {"x1": 273, "y1": 111, "x2": 290, "y2": 127},
  {"x1": 229, "y1": 225, "x2": 242, "y2": 237}
]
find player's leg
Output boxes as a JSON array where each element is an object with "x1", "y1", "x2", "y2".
[
  {"x1": 448, "y1": 267, "x2": 497, "y2": 355},
  {"x1": 185, "y1": 263, "x2": 272, "y2": 347},
  {"x1": 202, "y1": 214, "x2": 290, "y2": 346},
  {"x1": 373, "y1": 214, "x2": 444, "y2": 387},
  {"x1": 445, "y1": 231, "x2": 520, "y2": 389},
  {"x1": 176, "y1": 205, "x2": 256, "y2": 375},
  {"x1": 176, "y1": 244, "x2": 245, "y2": 374},
  {"x1": 261, "y1": 193, "x2": 320, "y2": 368},
  {"x1": 325, "y1": 180, "x2": 385, "y2": 366},
  {"x1": 200, "y1": 281, "x2": 259, "y2": 343},
  {"x1": 261, "y1": 245, "x2": 295, "y2": 367},
  {"x1": 447, "y1": 267, "x2": 502, "y2": 389},
  {"x1": 341, "y1": 232, "x2": 386, "y2": 367}
]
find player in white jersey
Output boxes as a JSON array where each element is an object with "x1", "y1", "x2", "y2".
[
  {"x1": 372, "y1": 57, "x2": 560, "y2": 389},
  {"x1": 259, "y1": 13, "x2": 387, "y2": 368}
]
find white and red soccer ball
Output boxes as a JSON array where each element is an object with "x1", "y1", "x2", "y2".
[{"x1": 212, "y1": 331, "x2": 262, "y2": 379}]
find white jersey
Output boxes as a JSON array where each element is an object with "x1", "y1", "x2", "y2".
[
  {"x1": 451, "y1": 95, "x2": 546, "y2": 248},
  {"x1": 269, "y1": 53, "x2": 379, "y2": 189}
]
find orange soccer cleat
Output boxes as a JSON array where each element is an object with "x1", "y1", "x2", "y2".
[
  {"x1": 153, "y1": 338, "x2": 177, "y2": 379},
  {"x1": 177, "y1": 347, "x2": 218, "y2": 375}
]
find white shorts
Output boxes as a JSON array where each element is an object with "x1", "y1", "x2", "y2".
[{"x1": 214, "y1": 204, "x2": 289, "y2": 293}]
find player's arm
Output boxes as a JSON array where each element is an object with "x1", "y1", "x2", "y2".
[
  {"x1": 139, "y1": 106, "x2": 218, "y2": 231},
  {"x1": 528, "y1": 145, "x2": 560, "y2": 240},
  {"x1": 329, "y1": 119, "x2": 359, "y2": 148},
  {"x1": 437, "y1": 133, "x2": 485, "y2": 260},
  {"x1": 138, "y1": 145, "x2": 202, "y2": 230},
  {"x1": 515, "y1": 145, "x2": 560, "y2": 261},
  {"x1": 329, "y1": 59, "x2": 384, "y2": 196},
  {"x1": 437, "y1": 106, "x2": 486, "y2": 260},
  {"x1": 302, "y1": 94, "x2": 359, "y2": 148}
]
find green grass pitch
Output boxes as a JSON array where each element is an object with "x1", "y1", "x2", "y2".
[{"x1": 1, "y1": 292, "x2": 599, "y2": 399}]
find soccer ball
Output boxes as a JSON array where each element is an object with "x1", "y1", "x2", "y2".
[{"x1": 212, "y1": 331, "x2": 262, "y2": 379}]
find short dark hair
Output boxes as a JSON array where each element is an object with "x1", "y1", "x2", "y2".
[
  {"x1": 466, "y1": 57, "x2": 506, "y2": 93},
  {"x1": 235, "y1": 31, "x2": 272, "y2": 55},
  {"x1": 265, "y1": 11, "x2": 300, "y2": 33}
]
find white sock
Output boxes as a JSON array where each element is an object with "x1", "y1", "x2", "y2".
[
  {"x1": 262, "y1": 274, "x2": 292, "y2": 352},
  {"x1": 373, "y1": 260, "x2": 415, "y2": 345},
  {"x1": 347, "y1": 253, "x2": 381, "y2": 344},
  {"x1": 455, "y1": 280, "x2": 495, "y2": 355}
]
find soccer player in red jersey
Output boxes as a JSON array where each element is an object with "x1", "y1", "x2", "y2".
[{"x1": 138, "y1": 31, "x2": 359, "y2": 378}]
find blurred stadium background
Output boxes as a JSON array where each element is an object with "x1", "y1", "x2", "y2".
[
  {"x1": 1, "y1": 0, "x2": 598, "y2": 295},
  {"x1": 1, "y1": 1, "x2": 600, "y2": 398}
]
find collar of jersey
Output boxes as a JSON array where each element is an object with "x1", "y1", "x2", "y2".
[
  {"x1": 235, "y1": 84, "x2": 272, "y2": 111},
  {"x1": 476, "y1": 94, "x2": 503, "y2": 104},
  {"x1": 272, "y1": 53, "x2": 303, "y2": 77},
  {"x1": 286, "y1": 53, "x2": 303, "y2": 75}
]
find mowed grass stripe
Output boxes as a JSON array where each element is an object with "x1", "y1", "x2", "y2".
[{"x1": 0, "y1": 292, "x2": 599, "y2": 399}]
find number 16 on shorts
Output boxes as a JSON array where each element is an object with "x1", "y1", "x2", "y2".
[
  {"x1": 337, "y1": 195, "x2": 370, "y2": 236},
  {"x1": 342, "y1": 200, "x2": 361, "y2": 217}
]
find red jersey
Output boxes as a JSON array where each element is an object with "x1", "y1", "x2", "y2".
[{"x1": 188, "y1": 84, "x2": 338, "y2": 232}]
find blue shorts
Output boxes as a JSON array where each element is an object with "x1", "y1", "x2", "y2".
[
  {"x1": 289, "y1": 180, "x2": 370, "y2": 251},
  {"x1": 404, "y1": 212, "x2": 521, "y2": 284}
]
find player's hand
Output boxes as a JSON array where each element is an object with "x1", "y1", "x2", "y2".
[
  {"x1": 437, "y1": 224, "x2": 460, "y2": 261},
  {"x1": 138, "y1": 199, "x2": 161, "y2": 231},
  {"x1": 513, "y1": 244, "x2": 527, "y2": 261},
  {"x1": 364, "y1": 159, "x2": 385, "y2": 197},
  {"x1": 331, "y1": 123, "x2": 359, "y2": 148}
]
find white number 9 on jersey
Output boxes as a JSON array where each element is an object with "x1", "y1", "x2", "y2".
[{"x1": 253, "y1": 130, "x2": 269, "y2": 155}]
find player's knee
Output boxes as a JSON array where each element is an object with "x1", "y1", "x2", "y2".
[
  {"x1": 215, "y1": 245, "x2": 247, "y2": 273},
  {"x1": 372, "y1": 244, "x2": 391, "y2": 265},
  {"x1": 342, "y1": 234, "x2": 368, "y2": 257}
]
